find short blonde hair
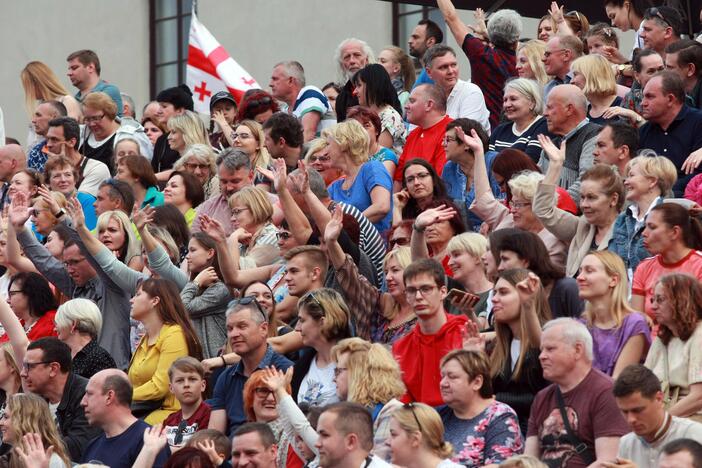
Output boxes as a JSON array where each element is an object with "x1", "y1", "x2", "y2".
[
  {"x1": 304, "y1": 138, "x2": 328, "y2": 163},
  {"x1": 508, "y1": 170, "x2": 545, "y2": 201},
  {"x1": 517, "y1": 40, "x2": 549, "y2": 86},
  {"x1": 298, "y1": 288, "x2": 351, "y2": 341},
  {"x1": 229, "y1": 186, "x2": 273, "y2": 225},
  {"x1": 571, "y1": 54, "x2": 616, "y2": 97},
  {"x1": 626, "y1": 155, "x2": 678, "y2": 197},
  {"x1": 331, "y1": 338, "x2": 405, "y2": 407},
  {"x1": 167, "y1": 110, "x2": 209, "y2": 148},
  {"x1": 83, "y1": 91, "x2": 118, "y2": 120},
  {"x1": 237, "y1": 120, "x2": 272, "y2": 170},
  {"x1": 505, "y1": 78, "x2": 544, "y2": 115},
  {"x1": 175, "y1": 143, "x2": 217, "y2": 175},
  {"x1": 328, "y1": 120, "x2": 370, "y2": 165},
  {"x1": 55, "y1": 298, "x2": 103, "y2": 340},
  {"x1": 392, "y1": 403, "x2": 453, "y2": 459},
  {"x1": 447, "y1": 232, "x2": 488, "y2": 259},
  {"x1": 383, "y1": 246, "x2": 411, "y2": 271}
]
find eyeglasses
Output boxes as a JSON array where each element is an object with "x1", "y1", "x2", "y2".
[
  {"x1": 309, "y1": 155, "x2": 331, "y2": 163},
  {"x1": 645, "y1": 7, "x2": 670, "y2": 26},
  {"x1": 63, "y1": 257, "x2": 87, "y2": 268},
  {"x1": 302, "y1": 291, "x2": 325, "y2": 315},
  {"x1": 276, "y1": 231, "x2": 292, "y2": 241},
  {"x1": 404, "y1": 403, "x2": 424, "y2": 433},
  {"x1": 22, "y1": 361, "x2": 53, "y2": 371},
  {"x1": 509, "y1": 201, "x2": 531, "y2": 210},
  {"x1": 231, "y1": 207, "x2": 250, "y2": 216},
  {"x1": 543, "y1": 49, "x2": 567, "y2": 58},
  {"x1": 228, "y1": 296, "x2": 268, "y2": 321},
  {"x1": 184, "y1": 162, "x2": 210, "y2": 171},
  {"x1": 333, "y1": 367, "x2": 348, "y2": 377},
  {"x1": 232, "y1": 132, "x2": 253, "y2": 140},
  {"x1": 246, "y1": 96, "x2": 273, "y2": 108},
  {"x1": 7, "y1": 290, "x2": 23, "y2": 297},
  {"x1": 254, "y1": 387, "x2": 275, "y2": 398},
  {"x1": 404, "y1": 172, "x2": 431, "y2": 185},
  {"x1": 84, "y1": 114, "x2": 105, "y2": 123},
  {"x1": 442, "y1": 135, "x2": 458, "y2": 144},
  {"x1": 389, "y1": 237, "x2": 410, "y2": 248},
  {"x1": 405, "y1": 285, "x2": 438, "y2": 297}
]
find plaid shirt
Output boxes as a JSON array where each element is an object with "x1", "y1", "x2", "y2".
[{"x1": 461, "y1": 34, "x2": 516, "y2": 129}]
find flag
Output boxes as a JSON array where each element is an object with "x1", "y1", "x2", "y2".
[{"x1": 186, "y1": 11, "x2": 260, "y2": 113}]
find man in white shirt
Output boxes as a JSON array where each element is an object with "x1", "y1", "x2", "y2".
[
  {"x1": 614, "y1": 364, "x2": 702, "y2": 468},
  {"x1": 423, "y1": 44, "x2": 490, "y2": 134}
]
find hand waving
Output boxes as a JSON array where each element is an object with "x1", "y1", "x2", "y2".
[
  {"x1": 414, "y1": 204, "x2": 457, "y2": 230},
  {"x1": 199, "y1": 214, "x2": 227, "y2": 244},
  {"x1": 14, "y1": 433, "x2": 53, "y2": 468},
  {"x1": 537, "y1": 134, "x2": 566, "y2": 166},
  {"x1": 261, "y1": 366, "x2": 293, "y2": 394},
  {"x1": 8, "y1": 192, "x2": 32, "y2": 230},
  {"x1": 455, "y1": 127, "x2": 485, "y2": 159},
  {"x1": 461, "y1": 320, "x2": 486, "y2": 352},
  {"x1": 323, "y1": 205, "x2": 344, "y2": 243},
  {"x1": 65, "y1": 197, "x2": 85, "y2": 229},
  {"x1": 132, "y1": 205, "x2": 156, "y2": 232}
]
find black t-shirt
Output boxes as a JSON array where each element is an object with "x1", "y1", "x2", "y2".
[{"x1": 80, "y1": 133, "x2": 117, "y2": 174}]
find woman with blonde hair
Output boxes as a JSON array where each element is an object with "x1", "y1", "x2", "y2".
[
  {"x1": 304, "y1": 138, "x2": 342, "y2": 186},
  {"x1": 166, "y1": 110, "x2": 209, "y2": 158},
  {"x1": 438, "y1": 349, "x2": 523, "y2": 466},
  {"x1": 446, "y1": 233, "x2": 493, "y2": 319},
  {"x1": 388, "y1": 403, "x2": 462, "y2": 468},
  {"x1": 377, "y1": 46, "x2": 416, "y2": 108},
  {"x1": 228, "y1": 186, "x2": 279, "y2": 268},
  {"x1": 231, "y1": 120, "x2": 272, "y2": 189},
  {"x1": 570, "y1": 54, "x2": 621, "y2": 125},
  {"x1": 325, "y1": 208, "x2": 416, "y2": 344},
  {"x1": 610, "y1": 154, "x2": 678, "y2": 272},
  {"x1": 0, "y1": 393, "x2": 71, "y2": 467},
  {"x1": 291, "y1": 289, "x2": 352, "y2": 406},
  {"x1": 327, "y1": 120, "x2": 392, "y2": 232},
  {"x1": 174, "y1": 144, "x2": 220, "y2": 199},
  {"x1": 95, "y1": 209, "x2": 143, "y2": 270},
  {"x1": 577, "y1": 251, "x2": 650, "y2": 377},
  {"x1": 515, "y1": 41, "x2": 549, "y2": 86},
  {"x1": 20, "y1": 61, "x2": 81, "y2": 123}
]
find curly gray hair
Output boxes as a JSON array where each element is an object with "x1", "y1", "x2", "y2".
[
  {"x1": 334, "y1": 38, "x2": 375, "y2": 83},
  {"x1": 488, "y1": 9, "x2": 523, "y2": 47}
]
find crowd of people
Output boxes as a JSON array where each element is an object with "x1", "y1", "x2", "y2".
[{"x1": 2, "y1": 0, "x2": 702, "y2": 467}]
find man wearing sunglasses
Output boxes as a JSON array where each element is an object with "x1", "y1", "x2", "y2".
[
  {"x1": 641, "y1": 6, "x2": 682, "y2": 59},
  {"x1": 392, "y1": 258, "x2": 467, "y2": 407},
  {"x1": 208, "y1": 299, "x2": 292, "y2": 437}
]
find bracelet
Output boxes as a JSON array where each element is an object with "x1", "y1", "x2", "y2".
[
  {"x1": 221, "y1": 355, "x2": 227, "y2": 367},
  {"x1": 413, "y1": 221, "x2": 426, "y2": 233}
]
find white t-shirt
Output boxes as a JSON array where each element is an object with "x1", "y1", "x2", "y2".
[
  {"x1": 297, "y1": 357, "x2": 339, "y2": 407},
  {"x1": 510, "y1": 339, "x2": 521, "y2": 371}
]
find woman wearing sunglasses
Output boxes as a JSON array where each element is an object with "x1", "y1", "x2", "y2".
[{"x1": 304, "y1": 138, "x2": 342, "y2": 187}]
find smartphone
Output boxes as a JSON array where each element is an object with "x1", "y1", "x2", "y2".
[{"x1": 447, "y1": 289, "x2": 479, "y2": 307}]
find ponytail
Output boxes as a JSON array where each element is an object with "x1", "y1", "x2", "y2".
[{"x1": 651, "y1": 203, "x2": 702, "y2": 251}]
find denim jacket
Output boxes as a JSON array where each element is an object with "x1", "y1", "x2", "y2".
[{"x1": 608, "y1": 198, "x2": 661, "y2": 272}]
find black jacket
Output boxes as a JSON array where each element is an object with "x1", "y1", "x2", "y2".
[
  {"x1": 55, "y1": 372, "x2": 103, "y2": 461},
  {"x1": 151, "y1": 133, "x2": 180, "y2": 173}
]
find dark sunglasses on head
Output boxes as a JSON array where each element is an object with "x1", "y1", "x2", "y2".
[
  {"x1": 228, "y1": 296, "x2": 268, "y2": 321},
  {"x1": 246, "y1": 96, "x2": 273, "y2": 108}
]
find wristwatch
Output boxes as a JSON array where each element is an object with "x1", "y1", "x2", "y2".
[{"x1": 53, "y1": 208, "x2": 66, "y2": 218}]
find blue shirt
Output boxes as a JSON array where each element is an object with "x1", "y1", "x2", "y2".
[
  {"x1": 78, "y1": 191, "x2": 98, "y2": 231},
  {"x1": 639, "y1": 105, "x2": 702, "y2": 196},
  {"x1": 142, "y1": 186, "x2": 165, "y2": 208},
  {"x1": 441, "y1": 150, "x2": 502, "y2": 231},
  {"x1": 208, "y1": 345, "x2": 292, "y2": 436},
  {"x1": 82, "y1": 420, "x2": 168, "y2": 468},
  {"x1": 75, "y1": 79, "x2": 124, "y2": 116},
  {"x1": 328, "y1": 160, "x2": 393, "y2": 233},
  {"x1": 413, "y1": 68, "x2": 434, "y2": 89}
]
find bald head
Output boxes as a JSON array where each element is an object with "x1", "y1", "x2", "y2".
[
  {"x1": 93, "y1": 368, "x2": 133, "y2": 407},
  {"x1": 544, "y1": 85, "x2": 588, "y2": 135},
  {"x1": 0, "y1": 145, "x2": 26, "y2": 182},
  {"x1": 405, "y1": 83, "x2": 447, "y2": 127}
]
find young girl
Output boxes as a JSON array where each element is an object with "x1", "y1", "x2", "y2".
[{"x1": 180, "y1": 232, "x2": 230, "y2": 359}]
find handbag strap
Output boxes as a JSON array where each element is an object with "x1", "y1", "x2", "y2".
[{"x1": 555, "y1": 387, "x2": 596, "y2": 465}]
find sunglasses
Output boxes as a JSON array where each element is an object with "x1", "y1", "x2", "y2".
[
  {"x1": 302, "y1": 291, "x2": 325, "y2": 315},
  {"x1": 246, "y1": 96, "x2": 273, "y2": 108},
  {"x1": 228, "y1": 296, "x2": 268, "y2": 321},
  {"x1": 403, "y1": 402, "x2": 424, "y2": 433},
  {"x1": 645, "y1": 7, "x2": 670, "y2": 27}
]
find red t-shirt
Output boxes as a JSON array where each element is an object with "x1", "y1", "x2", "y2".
[
  {"x1": 163, "y1": 401, "x2": 212, "y2": 446},
  {"x1": 392, "y1": 312, "x2": 467, "y2": 406},
  {"x1": 394, "y1": 115, "x2": 453, "y2": 182},
  {"x1": 0, "y1": 310, "x2": 57, "y2": 344}
]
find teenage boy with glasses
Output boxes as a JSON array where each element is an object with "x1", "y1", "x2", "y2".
[
  {"x1": 208, "y1": 298, "x2": 292, "y2": 437},
  {"x1": 391, "y1": 258, "x2": 467, "y2": 406}
]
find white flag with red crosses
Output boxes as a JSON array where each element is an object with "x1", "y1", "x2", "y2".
[{"x1": 186, "y1": 11, "x2": 260, "y2": 114}]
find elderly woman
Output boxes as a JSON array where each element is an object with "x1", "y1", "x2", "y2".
[
  {"x1": 304, "y1": 138, "x2": 342, "y2": 186},
  {"x1": 411, "y1": 199, "x2": 467, "y2": 275},
  {"x1": 489, "y1": 78, "x2": 549, "y2": 162},
  {"x1": 377, "y1": 46, "x2": 415, "y2": 108},
  {"x1": 516, "y1": 40, "x2": 549, "y2": 86},
  {"x1": 79, "y1": 91, "x2": 151, "y2": 172},
  {"x1": 55, "y1": 298, "x2": 116, "y2": 379},
  {"x1": 570, "y1": 54, "x2": 622, "y2": 125},
  {"x1": 229, "y1": 185, "x2": 280, "y2": 268},
  {"x1": 646, "y1": 274, "x2": 702, "y2": 422},
  {"x1": 438, "y1": 349, "x2": 523, "y2": 466},
  {"x1": 116, "y1": 154, "x2": 164, "y2": 209},
  {"x1": 327, "y1": 120, "x2": 392, "y2": 233},
  {"x1": 609, "y1": 155, "x2": 678, "y2": 272},
  {"x1": 43, "y1": 155, "x2": 97, "y2": 231},
  {"x1": 535, "y1": 135, "x2": 625, "y2": 277},
  {"x1": 31, "y1": 190, "x2": 68, "y2": 238},
  {"x1": 174, "y1": 143, "x2": 220, "y2": 200}
]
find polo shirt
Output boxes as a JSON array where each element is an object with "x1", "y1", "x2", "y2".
[
  {"x1": 208, "y1": 345, "x2": 292, "y2": 436},
  {"x1": 639, "y1": 105, "x2": 702, "y2": 196},
  {"x1": 394, "y1": 115, "x2": 452, "y2": 182},
  {"x1": 75, "y1": 79, "x2": 123, "y2": 116}
]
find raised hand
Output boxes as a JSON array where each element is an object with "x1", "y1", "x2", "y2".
[
  {"x1": 37, "y1": 186, "x2": 61, "y2": 216},
  {"x1": 461, "y1": 320, "x2": 486, "y2": 352},
  {"x1": 516, "y1": 271, "x2": 541, "y2": 302},
  {"x1": 132, "y1": 205, "x2": 156, "y2": 232},
  {"x1": 199, "y1": 214, "x2": 227, "y2": 244},
  {"x1": 393, "y1": 189, "x2": 410, "y2": 211},
  {"x1": 194, "y1": 266, "x2": 219, "y2": 288},
  {"x1": 261, "y1": 366, "x2": 293, "y2": 394},
  {"x1": 414, "y1": 204, "x2": 457, "y2": 230},
  {"x1": 323, "y1": 204, "x2": 344, "y2": 243},
  {"x1": 14, "y1": 433, "x2": 53, "y2": 468},
  {"x1": 289, "y1": 160, "x2": 310, "y2": 194},
  {"x1": 454, "y1": 127, "x2": 485, "y2": 158},
  {"x1": 537, "y1": 134, "x2": 566, "y2": 166},
  {"x1": 142, "y1": 423, "x2": 168, "y2": 451},
  {"x1": 65, "y1": 197, "x2": 85, "y2": 228},
  {"x1": 256, "y1": 165, "x2": 275, "y2": 184},
  {"x1": 549, "y1": 1, "x2": 565, "y2": 25},
  {"x1": 271, "y1": 158, "x2": 288, "y2": 193},
  {"x1": 8, "y1": 191, "x2": 32, "y2": 230},
  {"x1": 211, "y1": 110, "x2": 230, "y2": 131}
]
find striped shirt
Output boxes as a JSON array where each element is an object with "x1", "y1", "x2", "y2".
[
  {"x1": 489, "y1": 116, "x2": 549, "y2": 163},
  {"x1": 292, "y1": 85, "x2": 336, "y2": 135}
]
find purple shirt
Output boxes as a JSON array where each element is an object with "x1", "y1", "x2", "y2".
[{"x1": 582, "y1": 312, "x2": 651, "y2": 376}]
